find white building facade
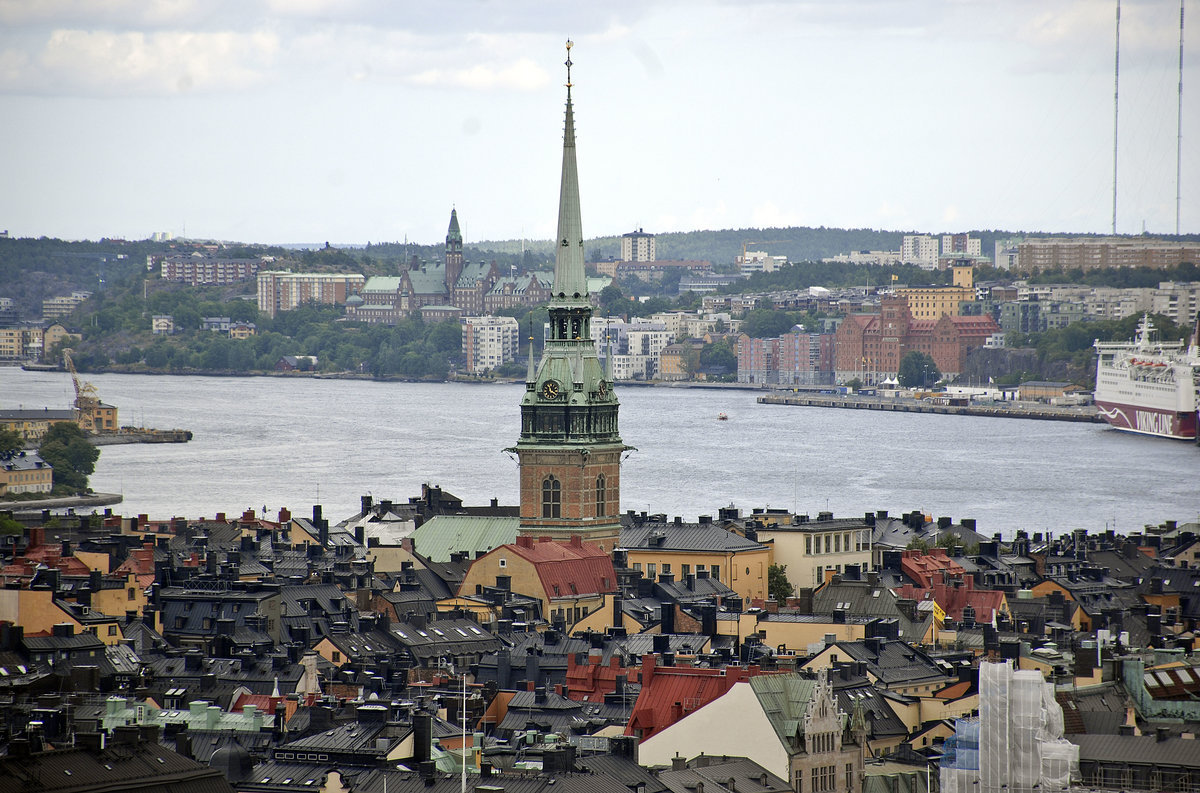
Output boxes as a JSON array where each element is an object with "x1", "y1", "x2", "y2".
[{"x1": 461, "y1": 315, "x2": 519, "y2": 374}]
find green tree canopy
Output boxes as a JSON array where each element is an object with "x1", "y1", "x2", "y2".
[
  {"x1": 38, "y1": 422, "x2": 100, "y2": 492},
  {"x1": 0, "y1": 427, "x2": 23, "y2": 456},
  {"x1": 768, "y1": 563, "x2": 794, "y2": 603},
  {"x1": 898, "y1": 351, "x2": 940, "y2": 388}
]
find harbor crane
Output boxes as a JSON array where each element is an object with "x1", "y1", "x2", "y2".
[{"x1": 63, "y1": 349, "x2": 100, "y2": 426}]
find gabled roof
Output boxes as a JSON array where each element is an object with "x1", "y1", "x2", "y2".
[
  {"x1": 410, "y1": 516, "x2": 518, "y2": 563},
  {"x1": 502, "y1": 536, "x2": 617, "y2": 602},
  {"x1": 625, "y1": 662, "x2": 776, "y2": 741},
  {"x1": 749, "y1": 673, "x2": 816, "y2": 747},
  {"x1": 830, "y1": 639, "x2": 949, "y2": 688}
]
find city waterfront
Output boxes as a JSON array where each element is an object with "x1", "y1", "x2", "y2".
[{"x1": 2, "y1": 367, "x2": 1196, "y2": 534}]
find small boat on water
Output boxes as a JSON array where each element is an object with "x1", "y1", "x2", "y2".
[{"x1": 717, "y1": 412, "x2": 728, "y2": 421}]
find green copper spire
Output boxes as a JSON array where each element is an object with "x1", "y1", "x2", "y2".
[
  {"x1": 553, "y1": 40, "x2": 588, "y2": 300},
  {"x1": 447, "y1": 208, "x2": 462, "y2": 243}
]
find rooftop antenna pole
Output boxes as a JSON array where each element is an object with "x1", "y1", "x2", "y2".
[
  {"x1": 1112, "y1": 0, "x2": 1122, "y2": 235},
  {"x1": 1177, "y1": 0, "x2": 1186, "y2": 236}
]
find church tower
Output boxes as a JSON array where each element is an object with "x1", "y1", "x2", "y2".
[
  {"x1": 445, "y1": 208, "x2": 464, "y2": 294},
  {"x1": 513, "y1": 41, "x2": 624, "y2": 549}
]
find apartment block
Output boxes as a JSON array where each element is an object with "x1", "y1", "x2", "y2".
[
  {"x1": 942, "y1": 234, "x2": 982, "y2": 257},
  {"x1": 461, "y1": 315, "x2": 519, "y2": 374},
  {"x1": 620, "y1": 228, "x2": 656, "y2": 262},
  {"x1": 1015, "y1": 238, "x2": 1200, "y2": 273},
  {"x1": 257, "y1": 271, "x2": 365, "y2": 319},
  {"x1": 902, "y1": 235, "x2": 939, "y2": 269},
  {"x1": 41, "y1": 292, "x2": 92, "y2": 320},
  {"x1": 160, "y1": 256, "x2": 262, "y2": 285}
]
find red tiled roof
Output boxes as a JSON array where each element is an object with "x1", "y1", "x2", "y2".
[
  {"x1": 507, "y1": 536, "x2": 618, "y2": 602},
  {"x1": 901, "y1": 549, "x2": 965, "y2": 588},
  {"x1": 625, "y1": 656, "x2": 780, "y2": 741},
  {"x1": 896, "y1": 576, "x2": 1006, "y2": 623}
]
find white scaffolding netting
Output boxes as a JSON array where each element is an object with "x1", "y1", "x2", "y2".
[{"x1": 944, "y1": 662, "x2": 1079, "y2": 793}]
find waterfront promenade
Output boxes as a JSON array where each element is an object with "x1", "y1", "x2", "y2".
[{"x1": 758, "y1": 392, "x2": 1102, "y2": 424}]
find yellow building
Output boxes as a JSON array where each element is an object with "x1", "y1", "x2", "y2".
[
  {"x1": 458, "y1": 536, "x2": 617, "y2": 629},
  {"x1": 894, "y1": 284, "x2": 975, "y2": 320},
  {"x1": 621, "y1": 521, "x2": 772, "y2": 602},
  {"x1": 0, "y1": 451, "x2": 53, "y2": 495},
  {"x1": 750, "y1": 513, "x2": 872, "y2": 592}
]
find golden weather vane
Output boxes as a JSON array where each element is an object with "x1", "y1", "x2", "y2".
[{"x1": 565, "y1": 39, "x2": 573, "y2": 88}]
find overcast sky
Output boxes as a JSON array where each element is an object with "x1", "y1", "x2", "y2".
[{"x1": 2, "y1": 0, "x2": 1197, "y2": 246}]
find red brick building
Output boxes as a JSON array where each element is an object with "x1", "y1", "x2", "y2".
[{"x1": 835, "y1": 297, "x2": 998, "y2": 382}]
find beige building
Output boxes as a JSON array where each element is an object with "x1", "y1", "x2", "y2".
[
  {"x1": 0, "y1": 451, "x2": 53, "y2": 494},
  {"x1": 1016, "y1": 237, "x2": 1200, "y2": 273},
  {"x1": 894, "y1": 279, "x2": 975, "y2": 320},
  {"x1": 257, "y1": 270, "x2": 366, "y2": 318},
  {"x1": 751, "y1": 513, "x2": 873, "y2": 591},
  {"x1": 621, "y1": 228, "x2": 656, "y2": 262},
  {"x1": 639, "y1": 671, "x2": 865, "y2": 793}
]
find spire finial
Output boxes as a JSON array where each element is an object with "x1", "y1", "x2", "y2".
[{"x1": 565, "y1": 40, "x2": 573, "y2": 89}]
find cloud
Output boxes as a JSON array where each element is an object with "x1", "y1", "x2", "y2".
[
  {"x1": 409, "y1": 57, "x2": 547, "y2": 91},
  {"x1": 0, "y1": 28, "x2": 279, "y2": 95}
]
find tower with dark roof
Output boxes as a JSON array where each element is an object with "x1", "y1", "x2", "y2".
[
  {"x1": 511, "y1": 42, "x2": 625, "y2": 549},
  {"x1": 445, "y1": 208, "x2": 464, "y2": 293}
]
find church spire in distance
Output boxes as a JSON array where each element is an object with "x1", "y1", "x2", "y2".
[{"x1": 553, "y1": 40, "x2": 588, "y2": 301}]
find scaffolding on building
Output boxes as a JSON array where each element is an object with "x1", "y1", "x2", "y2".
[{"x1": 941, "y1": 661, "x2": 1078, "y2": 793}]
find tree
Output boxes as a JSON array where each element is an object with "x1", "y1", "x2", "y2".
[
  {"x1": 0, "y1": 427, "x2": 23, "y2": 456},
  {"x1": 598, "y1": 283, "x2": 628, "y2": 316},
  {"x1": 898, "y1": 351, "x2": 940, "y2": 388},
  {"x1": 38, "y1": 422, "x2": 100, "y2": 492},
  {"x1": 767, "y1": 564, "x2": 794, "y2": 603}
]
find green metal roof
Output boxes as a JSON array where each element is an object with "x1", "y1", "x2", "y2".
[
  {"x1": 750, "y1": 673, "x2": 815, "y2": 747},
  {"x1": 363, "y1": 276, "x2": 404, "y2": 292},
  {"x1": 410, "y1": 515, "x2": 519, "y2": 563}
]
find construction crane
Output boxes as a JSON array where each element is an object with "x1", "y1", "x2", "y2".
[
  {"x1": 740, "y1": 240, "x2": 787, "y2": 263},
  {"x1": 63, "y1": 349, "x2": 100, "y2": 427}
]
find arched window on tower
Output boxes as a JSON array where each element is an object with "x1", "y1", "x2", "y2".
[
  {"x1": 542, "y1": 475, "x2": 561, "y2": 518},
  {"x1": 595, "y1": 474, "x2": 607, "y2": 517}
]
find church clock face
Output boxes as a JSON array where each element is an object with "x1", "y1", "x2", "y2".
[{"x1": 541, "y1": 380, "x2": 560, "y2": 400}]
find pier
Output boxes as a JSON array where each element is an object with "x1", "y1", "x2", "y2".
[{"x1": 757, "y1": 393, "x2": 1103, "y2": 424}]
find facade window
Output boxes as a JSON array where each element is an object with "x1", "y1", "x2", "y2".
[
  {"x1": 647, "y1": 563, "x2": 657, "y2": 578},
  {"x1": 847, "y1": 763, "x2": 853, "y2": 789},
  {"x1": 824, "y1": 535, "x2": 831, "y2": 554},
  {"x1": 662, "y1": 564, "x2": 671, "y2": 575},
  {"x1": 595, "y1": 474, "x2": 606, "y2": 517},
  {"x1": 542, "y1": 475, "x2": 561, "y2": 518},
  {"x1": 806, "y1": 536, "x2": 812, "y2": 554},
  {"x1": 633, "y1": 562, "x2": 642, "y2": 572},
  {"x1": 108, "y1": 625, "x2": 118, "y2": 636},
  {"x1": 332, "y1": 651, "x2": 341, "y2": 662},
  {"x1": 128, "y1": 588, "x2": 136, "y2": 600},
  {"x1": 681, "y1": 564, "x2": 690, "y2": 576},
  {"x1": 834, "y1": 534, "x2": 841, "y2": 553},
  {"x1": 711, "y1": 565, "x2": 719, "y2": 582}
]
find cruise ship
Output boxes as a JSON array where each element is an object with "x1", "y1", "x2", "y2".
[{"x1": 1093, "y1": 315, "x2": 1200, "y2": 440}]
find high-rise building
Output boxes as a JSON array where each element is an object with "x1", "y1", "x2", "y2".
[
  {"x1": 513, "y1": 42, "x2": 625, "y2": 549},
  {"x1": 901, "y1": 235, "x2": 939, "y2": 269},
  {"x1": 621, "y1": 228, "x2": 656, "y2": 262},
  {"x1": 942, "y1": 234, "x2": 982, "y2": 257},
  {"x1": 461, "y1": 315, "x2": 519, "y2": 374}
]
